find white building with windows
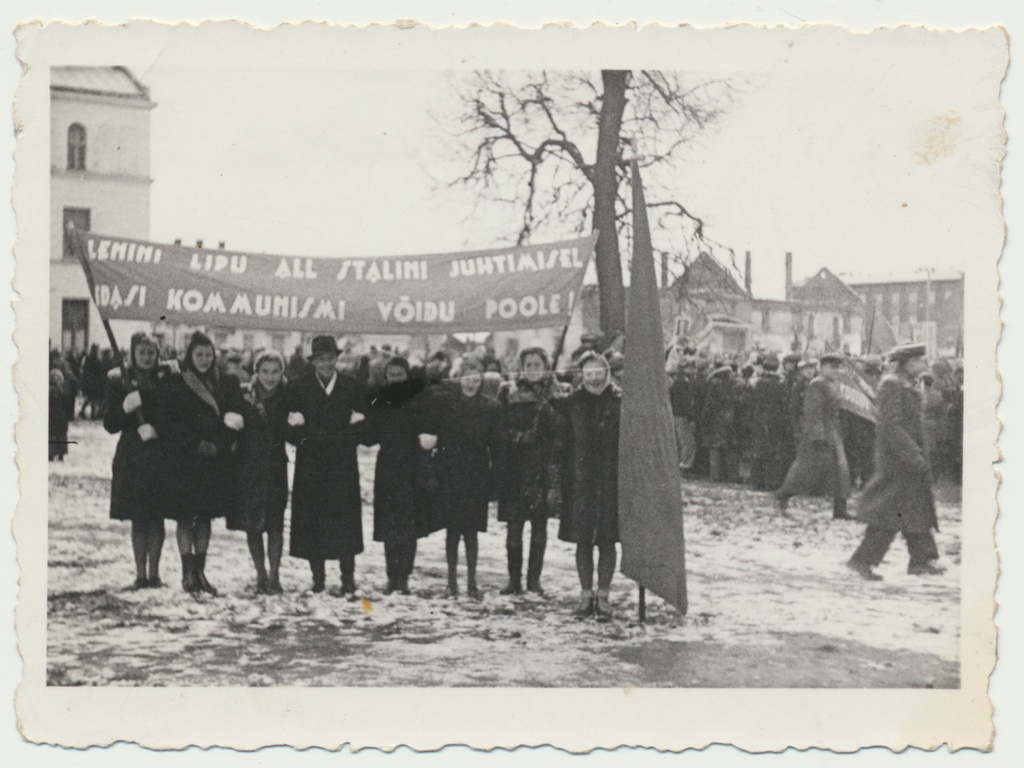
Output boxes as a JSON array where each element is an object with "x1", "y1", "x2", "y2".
[{"x1": 50, "y1": 66, "x2": 155, "y2": 353}]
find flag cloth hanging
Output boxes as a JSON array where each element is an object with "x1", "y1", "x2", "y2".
[{"x1": 617, "y1": 160, "x2": 688, "y2": 614}]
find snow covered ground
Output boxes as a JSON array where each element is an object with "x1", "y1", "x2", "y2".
[{"x1": 46, "y1": 420, "x2": 960, "y2": 687}]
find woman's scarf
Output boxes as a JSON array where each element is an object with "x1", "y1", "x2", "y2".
[{"x1": 182, "y1": 368, "x2": 220, "y2": 415}]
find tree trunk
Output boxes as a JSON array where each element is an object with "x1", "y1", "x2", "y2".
[{"x1": 592, "y1": 70, "x2": 629, "y2": 337}]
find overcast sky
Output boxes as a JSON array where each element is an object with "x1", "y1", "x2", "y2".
[{"x1": 136, "y1": 26, "x2": 1005, "y2": 300}]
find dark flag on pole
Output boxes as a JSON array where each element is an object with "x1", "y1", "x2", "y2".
[{"x1": 618, "y1": 160, "x2": 688, "y2": 614}]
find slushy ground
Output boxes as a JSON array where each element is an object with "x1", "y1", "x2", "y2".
[{"x1": 46, "y1": 420, "x2": 960, "y2": 687}]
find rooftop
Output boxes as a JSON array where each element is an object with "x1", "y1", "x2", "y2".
[
  {"x1": 839, "y1": 269, "x2": 963, "y2": 285},
  {"x1": 51, "y1": 66, "x2": 151, "y2": 101}
]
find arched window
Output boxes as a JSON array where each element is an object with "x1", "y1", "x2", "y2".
[{"x1": 67, "y1": 123, "x2": 86, "y2": 171}]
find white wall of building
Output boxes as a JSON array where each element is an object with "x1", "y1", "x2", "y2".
[{"x1": 49, "y1": 86, "x2": 154, "y2": 352}]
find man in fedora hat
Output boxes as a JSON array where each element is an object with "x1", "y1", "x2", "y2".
[
  {"x1": 776, "y1": 353, "x2": 852, "y2": 519},
  {"x1": 847, "y1": 343, "x2": 944, "y2": 580},
  {"x1": 286, "y1": 334, "x2": 366, "y2": 595}
]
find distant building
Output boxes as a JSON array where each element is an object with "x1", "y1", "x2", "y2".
[
  {"x1": 789, "y1": 266, "x2": 865, "y2": 356},
  {"x1": 661, "y1": 252, "x2": 865, "y2": 358},
  {"x1": 842, "y1": 270, "x2": 964, "y2": 357},
  {"x1": 50, "y1": 66, "x2": 155, "y2": 353}
]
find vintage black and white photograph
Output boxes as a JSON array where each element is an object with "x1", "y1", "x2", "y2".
[{"x1": 12, "y1": 19, "x2": 1003, "y2": 751}]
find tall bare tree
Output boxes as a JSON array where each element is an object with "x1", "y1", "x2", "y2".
[{"x1": 441, "y1": 69, "x2": 736, "y2": 335}]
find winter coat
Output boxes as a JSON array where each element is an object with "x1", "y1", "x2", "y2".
[
  {"x1": 48, "y1": 384, "x2": 68, "y2": 459},
  {"x1": 360, "y1": 379, "x2": 442, "y2": 545},
  {"x1": 159, "y1": 371, "x2": 245, "y2": 521},
  {"x1": 699, "y1": 376, "x2": 736, "y2": 450},
  {"x1": 497, "y1": 378, "x2": 562, "y2": 523},
  {"x1": 787, "y1": 373, "x2": 809, "y2": 439},
  {"x1": 286, "y1": 371, "x2": 365, "y2": 559},
  {"x1": 81, "y1": 352, "x2": 105, "y2": 401},
  {"x1": 558, "y1": 384, "x2": 621, "y2": 545},
  {"x1": 779, "y1": 376, "x2": 850, "y2": 499},
  {"x1": 104, "y1": 367, "x2": 169, "y2": 521},
  {"x1": 668, "y1": 373, "x2": 701, "y2": 421},
  {"x1": 748, "y1": 372, "x2": 791, "y2": 460},
  {"x1": 859, "y1": 373, "x2": 938, "y2": 533},
  {"x1": 435, "y1": 389, "x2": 501, "y2": 531},
  {"x1": 230, "y1": 380, "x2": 290, "y2": 534}
]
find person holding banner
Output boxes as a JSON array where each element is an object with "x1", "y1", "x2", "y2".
[
  {"x1": 360, "y1": 356, "x2": 440, "y2": 595},
  {"x1": 435, "y1": 356, "x2": 501, "y2": 598},
  {"x1": 286, "y1": 335, "x2": 366, "y2": 595},
  {"x1": 847, "y1": 343, "x2": 944, "y2": 580},
  {"x1": 161, "y1": 331, "x2": 246, "y2": 595},
  {"x1": 775, "y1": 352, "x2": 852, "y2": 520},
  {"x1": 497, "y1": 347, "x2": 563, "y2": 596},
  {"x1": 103, "y1": 333, "x2": 173, "y2": 589},
  {"x1": 558, "y1": 352, "x2": 621, "y2": 620},
  {"x1": 231, "y1": 349, "x2": 290, "y2": 595}
]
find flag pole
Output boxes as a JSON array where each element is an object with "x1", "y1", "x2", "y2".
[{"x1": 67, "y1": 222, "x2": 133, "y2": 386}]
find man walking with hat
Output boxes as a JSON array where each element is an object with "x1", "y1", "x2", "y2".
[
  {"x1": 847, "y1": 343, "x2": 944, "y2": 580},
  {"x1": 775, "y1": 352, "x2": 852, "y2": 519}
]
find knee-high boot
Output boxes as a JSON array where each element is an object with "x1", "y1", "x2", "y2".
[
  {"x1": 526, "y1": 538, "x2": 547, "y2": 595},
  {"x1": 194, "y1": 552, "x2": 218, "y2": 596},
  {"x1": 180, "y1": 553, "x2": 199, "y2": 593}
]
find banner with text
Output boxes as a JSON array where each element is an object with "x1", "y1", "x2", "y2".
[{"x1": 71, "y1": 230, "x2": 597, "y2": 335}]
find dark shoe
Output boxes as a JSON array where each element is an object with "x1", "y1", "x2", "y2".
[
  {"x1": 268, "y1": 577, "x2": 283, "y2": 594},
  {"x1": 526, "y1": 576, "x2": 545, "y2": 596},
  {"x1": 846, "y1": 559, "x2": 883, "y2": 581},
  {"x1": 340, "y1": 573, "x2": 357, "y2": 595},
  {"x1": 312, "y1": 579, "x2": 326, "y2": 594},
  {"x1": 908, "y1": 562, "x2": 947, "y2": 576},
  {"x1": 499, "y1": 581, "x2": 522, "y2": 595},
  {"x1": 595, "y1": 591, "x2": 613, "y2": 620},
  {"x1": 256, "y1": 575, "x2": 270, "y2": 595},
  {"x1": 574, "y1": 593, "x2": 595, "y2": 619},
  {"x1": 775, "y1": 496, "x2": 793, "y2": 518},
  {"x1": 398, "y1": 578, "x2": 411, "y2": 595},
  {"x1": 466, "y1": 586, "x2": 483, "y2": 600},
  {"x1": 383, "y1": 580, "x2": 396, "y2": 595},
  {"x1": 147, "y1": 576, "x2": 163, "y2": 589},
  {"x1": 130, "y1": 576, "x2": 148, "y2": 591}
]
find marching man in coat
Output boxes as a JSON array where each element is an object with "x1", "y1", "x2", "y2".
[
  {"x1": 847, "y1": 343, "x2": 944, "y2": 580},
  {"x1": 775, "y1": 352, "x2": 852, "y2": 519}
]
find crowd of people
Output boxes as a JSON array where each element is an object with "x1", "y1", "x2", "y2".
[
  {"x1": 667, "y1": 347, "x2": 964, "y2": 493},
  {"x1": 48, "y1": 327, "x2": 964, "y2": 613}
]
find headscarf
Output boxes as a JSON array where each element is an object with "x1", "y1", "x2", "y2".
[
  {"x1": 127, "y1": 332, "x2": 160, "y2": 390},
  {"x1": 181, "y1": 330, "x2": 217, "y2": 385},
  {"x1": 578, "y1": 350, "x2": 611, "y2": 395},
  {"x1": 372, "y1": 356, "x2": 424, "y2": 410}
]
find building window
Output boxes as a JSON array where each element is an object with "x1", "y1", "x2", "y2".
[
  {"x1": 67, "y1": 123, "x2": 86, "y2": 171},
  {"x1": 907, "y1": 288, "x2": 919, "y2": 323},
  {"x1": 62, "y1": 208, "x2": 91, "y2": 260},
  {"x1": 61, "y1": 298, "x2": 89, "y2": 354},
  {"x1": 761, "y1": 309, "x2": 771, "y2": 332},
  {"x1": 833, "y1": 316, "x2": 841, "y2": 340},
  {"x1": 805, "y1": 313, "x2": 815, "y2": 336}
]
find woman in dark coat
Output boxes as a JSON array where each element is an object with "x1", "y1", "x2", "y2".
[
  {"x1": 748, "y1": 354, "x2": 791, "y2": 491},
  {"x1": 231, "y1": 349, "x2": 290, "y2": 594},
  {"x1": 558, "y1": 352, "x2": 621, "y2": 619},
  {"x1": 848, "y1": 344, "x2": 942, "y2": 580},
  {"x1": 775, "y1": 353, "x2": 852, "y2": 519},
  {"x1": 80, "y1": 344, "x2": 105, "y2": 420},
  {"x1": 436, "y1": 356, "x2": 501, "y2": 598},
  {"x1": 286, "y1": 335, "x2": 366, "y2": 594},
  {"x1": 103, "y1": 332, "x2": 172, "y2": 588},
  {"x1": 161, "y1": 331, "x2": 245, "y2": 595},
  {"x1": 360, "y1": 356, "x2": 440, "y2": 595},
  {"x1": 700, "y1": 365, "x2": 737, "y2": 483},
  {"x1": 48, "y1": 368, "x2": 69, "y2": 461},
  {"x1": 496, "y1": 347, "x2": 563, "y2": 596}
]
